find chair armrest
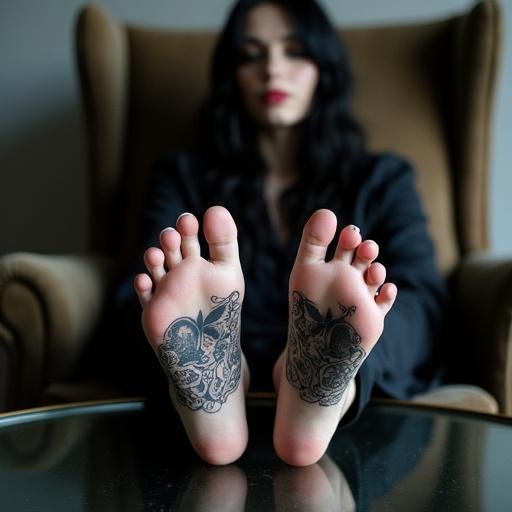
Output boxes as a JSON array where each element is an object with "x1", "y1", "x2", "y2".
[
  {"x1": 454, "y1": 254, "x2": 512, "y2": 414},
  {"x1": 0, "y1": 253, "x2": 113, "y2": 411}
]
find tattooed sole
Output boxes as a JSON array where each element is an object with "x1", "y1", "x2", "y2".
[
  {"x1": 286, "y1": 291, "x2": 366, "y2": 406},
  {"x1": 158, "y1": 291, "x2": 242, "y2": 413}
]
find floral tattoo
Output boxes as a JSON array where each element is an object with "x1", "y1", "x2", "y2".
[
  {"x1": 158, "y1": 291, "x2": 242, "y2": 413},
  {"x1": 286, "y1": 291, "x2": 365, "y2": 406}
]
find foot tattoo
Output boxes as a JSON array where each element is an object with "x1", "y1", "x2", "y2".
[
  {"x1": 286, "y1": 291, "x2": 366, "y2": 406},
  {"x1": 158, "y1": 291, "x2": 242, "y2": 413}
]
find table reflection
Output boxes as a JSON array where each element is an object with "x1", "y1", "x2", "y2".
[
  {"x1": 174, "y1": 456, "x2": 355, "y2": 512},
  {"x1": 0, "y1": 402, "x2": 511, "y2": 511},
  {"x1": 273, "y1": 456, "x2": 355, "y2": 512}
]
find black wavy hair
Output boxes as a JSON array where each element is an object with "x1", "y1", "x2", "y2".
[{"x1": 199, "y1": 0, "x2": 367, "y2": 266}]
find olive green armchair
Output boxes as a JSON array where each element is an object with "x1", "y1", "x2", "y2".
[{"x1": 1, "y1": 0, "x2": 509, "y2": 414}]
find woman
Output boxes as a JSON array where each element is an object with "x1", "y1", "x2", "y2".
[{"x1": 117, "y1": 0, "x2": 447, "y2": 466}]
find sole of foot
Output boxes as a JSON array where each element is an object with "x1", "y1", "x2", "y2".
[
  {"x1": 134, "y1": 206, "x2": 250, "y2": 465},
  {"x1": 274, "y1": 209, "x2": 397, "y2": 466}
]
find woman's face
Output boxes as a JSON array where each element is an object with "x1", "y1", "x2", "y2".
[{"x1": 236, "y1": 3, "x2": 319, "y2": 129}]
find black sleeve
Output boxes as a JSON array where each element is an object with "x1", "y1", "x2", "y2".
[
  {"x1": 342, "y1": 154, "x2": 449, "y2": 425},
  {"x1": 109, "y1": 151, "x2": 204, "y2": 397},
  {"x1": 115, "y1": 151, "x2": 204, "y2": 303}
]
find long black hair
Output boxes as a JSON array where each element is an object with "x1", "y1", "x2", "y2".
[{"x1": 199, "y1": 0, "x2": 367, "y2": 265}]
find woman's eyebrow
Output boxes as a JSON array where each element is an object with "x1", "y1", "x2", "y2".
[
  {"x1": 242, "y1": 32, "x2": 298, "y2": 45},
  {"x1": 242, "y1": 36, "x2": 264, "y2": 46}
]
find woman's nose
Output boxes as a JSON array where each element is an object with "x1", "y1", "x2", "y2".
[{"x1": 265, "y1": 47, "x2": 287, "y2": 79}]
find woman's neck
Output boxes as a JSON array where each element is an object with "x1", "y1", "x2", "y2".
[
  {"x1": 258, "y1": 126, "x2": 301, "y2": 245},
  {"x1": 258, "y1": 126, "x2": 300, "y2": 179}
]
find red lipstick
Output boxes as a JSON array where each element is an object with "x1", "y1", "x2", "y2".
[{"x1": 263, "y1": 90, "x2": 289, "y2": 104}]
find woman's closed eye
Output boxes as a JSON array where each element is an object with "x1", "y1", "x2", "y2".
[
  {"x1": 239, "y1": 42, "x2": 264, "y2": 63},
  {"x1": 284, "y1": 40, "x2": 307, "y2": 58},
  {"x1": 238, "y1": 38, "x2": 307, "y2": 65}
]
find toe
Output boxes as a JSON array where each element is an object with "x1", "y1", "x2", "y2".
[
  {"x1": 365, "y1": 262, "x2": 386, "y2": 295},
  {"x1": 134, "y1": 273, "x2": 153, "y2": 306},
  {"x1": 295, "y1": 209, "x2": 337, "y2": 264},
  {"x1": 144, "y1": 247, "x2": 166, "y2": 283},
  {"x1": 375, "y1": 283, "x2": 397, "y2": 314},
  {"x1": 203, "y1": 206, "x2": 240, "y2": 265},
  {"x1": 176, "y1": 212, "x2": 201, "y2": 258},
  {"x1": 352, "y1": 240, "x2": 379, "y2": 271},
  {"x1": 160, "y1": 227, "x2": 182, "y2": 268},
  {"x1": 334, "y1": 225, "x2": 362, "y2": 263}
]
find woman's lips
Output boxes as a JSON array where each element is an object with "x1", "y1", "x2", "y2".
[{"x1": 263, "y1": 90, "x2": 289, "y2": 104}]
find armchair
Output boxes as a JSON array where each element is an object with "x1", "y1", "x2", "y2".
[{"x1": 1, "y1": 0, "x2": 509, "y2": 413}]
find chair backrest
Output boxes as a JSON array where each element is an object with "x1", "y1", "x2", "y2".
[{"x1": 76, "y1": 1, "x2": 501, "y2": 276}]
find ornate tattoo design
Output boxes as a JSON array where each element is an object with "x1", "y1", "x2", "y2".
[
  {"x1": 286, "y1": 291, "x2": 366, "y2": 406},
  {"x1": 158, "y1": 291, "x2": 242, "y2": 413}
]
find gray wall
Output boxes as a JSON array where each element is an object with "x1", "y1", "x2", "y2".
[{"x1": 1, "y1": 0, "x2": 511, "y2": 256}]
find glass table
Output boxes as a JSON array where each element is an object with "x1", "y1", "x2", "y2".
[{"x1": 0, "y1": 397, "x2": 511, "y2": 511}]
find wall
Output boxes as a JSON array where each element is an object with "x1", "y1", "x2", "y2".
[{"x1": 0, "y1": 0, "x2": 510, "y2": 255}]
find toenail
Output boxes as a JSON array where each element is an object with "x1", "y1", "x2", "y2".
[
  {"x1": 349, "y1": 225, "x2": 360, "y2": 233},
  {"x1": 162, "y1": 227, "x2": 175, "y2": 232},
  {"x1": 177, "y1": 212, "x2": 192, "y2": 222}
]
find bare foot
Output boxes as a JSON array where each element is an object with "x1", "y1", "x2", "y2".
[
  {"x1": 273, "y1": 209, "x2": 397, "y2": 466},
  {"x1": 134, "y1": 206, "x2": 249, "y2": 465}
]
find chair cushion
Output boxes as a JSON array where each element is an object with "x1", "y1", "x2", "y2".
[{"x1": 410, "y1": 384, "x2": 499, "y2": 414}]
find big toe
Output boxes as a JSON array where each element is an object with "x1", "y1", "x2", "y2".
[
  {"x1": 296, "y1": 209, "x2": 337, "y2": 264},
  {"x1": 203, "y1": 206, "x2": 240, "y2": 265}
]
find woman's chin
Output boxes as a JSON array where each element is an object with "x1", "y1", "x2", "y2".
[{"x1": 258, "y1": 114, "x2": 306, "y2": 131}]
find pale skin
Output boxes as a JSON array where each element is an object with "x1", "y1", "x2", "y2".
[
  {"x1": 136, "y1": 210, "x2": 249, "y2": 465},
  {"x1": 134, "y1": 3, "x2": 397, "y2": 466}
]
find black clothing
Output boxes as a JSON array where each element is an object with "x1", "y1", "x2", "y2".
[{"x1": 114, "y1": 150, "x2": 447, "y2": 424}]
